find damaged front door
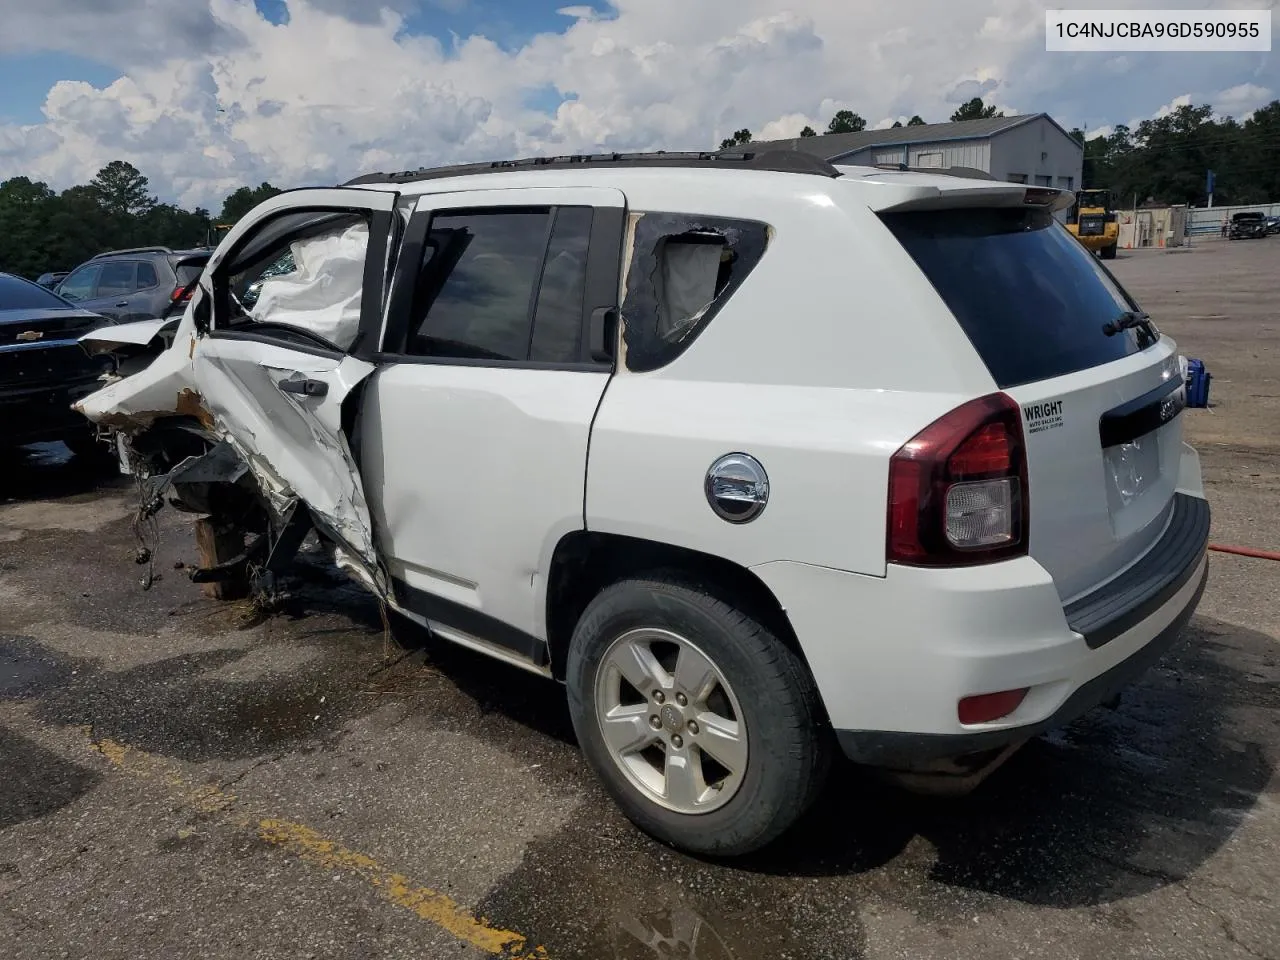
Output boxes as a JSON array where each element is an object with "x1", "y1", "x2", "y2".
[{"x1": 190, "y1": 188, "x2": 399, "y2": 591}]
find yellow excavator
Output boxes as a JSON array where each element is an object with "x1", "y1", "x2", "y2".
[{"x1": 1066, "y1": 189, "x2": 1119, "y2": 260}]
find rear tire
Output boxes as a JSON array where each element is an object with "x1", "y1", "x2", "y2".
[
  {"x1": 566, "y1": 574, "x2": 830, "y2": 856},
  {"x1": 1100, "y1": 243, "x2": 1118, "y2": 260}
]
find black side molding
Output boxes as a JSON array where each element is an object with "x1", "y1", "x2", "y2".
[
  {"x1": 392, "y1": 577, "x2": 549, "y2": 667},
  {"x1": 1099, "y1": 376, "x2": 1185, "y2": 448},
  {"x1": 1064, "y1": 493, "x2": 1210, "y2": 649}
]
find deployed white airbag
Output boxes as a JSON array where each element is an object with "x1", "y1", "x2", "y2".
[
  {"x1": 657, "y1": 239, "x2": 723, "y2": 340},
  {"x1": 250, "y1": 221, "x2": 368, "y2": 350}
]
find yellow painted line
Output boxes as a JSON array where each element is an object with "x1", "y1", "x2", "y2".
[{"x1": 90, "y1": 737, "x2": 547, "y2": 959}]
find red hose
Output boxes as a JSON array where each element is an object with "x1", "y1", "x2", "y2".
[{"x1": 1209, "y1": 543, "x2": 1280, "y2": 562}]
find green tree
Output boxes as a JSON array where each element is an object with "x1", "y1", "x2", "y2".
[
  {"x1": 142, "y1": 203, "x2": 213, "y2": 249},
  {"x1": 89, "y1": 160, "x2": 156, "y2": 217},
  {"x1": 826, "y1": 110, "x2": 866, "y2": 134},
  {"x1": 799, "y1": 125, "x2": 817, "y2": 138},
  {"x1": 218, "y1": 182, "x2": 283, "y2": 224},
  {"x1": 906, "y1": 115, "x2": 926, "y2": 126},
  {"x1": 950, "y1": 98, "x2": 1002, "y2": 122},
  {"x1": 0, "y1": 177, "x2": 60, "y2": 277},
  {"x1": 891, "y1": 120, "x2": 903, "y2": 128}
]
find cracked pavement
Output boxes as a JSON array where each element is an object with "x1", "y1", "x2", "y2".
[{"x1": 2, "y1": 240, "x2": 1279, "y2": 959}]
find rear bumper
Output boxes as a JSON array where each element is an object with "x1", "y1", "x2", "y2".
[
  {"x1": 752, "y1": 492, "x2": 1210, "y2": 768},
  {"x1": 835, "y1": 559, "x2": 1206, "y2": 766}
]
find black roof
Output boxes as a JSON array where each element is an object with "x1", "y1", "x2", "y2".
[{"x1": 344, "y1": 150, "x2": 842, "y2": 186}]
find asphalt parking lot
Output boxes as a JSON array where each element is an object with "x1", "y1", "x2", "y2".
[{"x1": 2, "y1": 238, "x2": 1278, "y2": 960}]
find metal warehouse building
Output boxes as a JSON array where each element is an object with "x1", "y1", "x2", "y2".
[{"x1": 739, "y1": 114, "x2": 1084, "y2": 191}]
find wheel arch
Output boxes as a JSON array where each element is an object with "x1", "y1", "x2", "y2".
[{"x1": 544, "y1": 530, "x2": 810, "y2": 682}]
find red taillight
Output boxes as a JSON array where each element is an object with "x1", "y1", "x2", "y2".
[
  {"x1": 171, "y1": 285, "x2": 192, "y2": 303},
  {"x1": 958, "y1": 688, "x2": 1028, "y2": 725},
  {"x1": 887, "y1": 393, "x2": 1028, "y2": 566},
  {"x1": 948, "y1": 423, "x2": 1012, "y2": 476}
]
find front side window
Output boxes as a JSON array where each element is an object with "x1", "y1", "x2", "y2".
[
  {"x1": 404, "y1": 206, "x2": 593, "y2": 364},
  {"x1": 220, "y1": 211, "x2": 368, "y2": 350},
  {"x1": 530, "y1": 207, "x2": 592, "y2": 363},
  {"x1": 58, "y1": 265, "x2": 101, "y2": 302},
  {"x1": 620, "y1": 212, "x2": 769, "y2": 372}
]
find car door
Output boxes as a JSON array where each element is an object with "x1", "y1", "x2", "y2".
[
  {"x1": 360, "y1": 186, "x2": 625, "y2": 666},
  {"x1": 81, "y1": 260, "x2": 138, "y2": 321},
  {"x1": 189, "y1": 187, "x2": 399, "y2": 591}
]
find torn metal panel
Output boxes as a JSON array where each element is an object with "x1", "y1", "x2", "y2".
[
  {"x1": 75, "y1": 300, "x2": 206, "y2": 433},
  {"x1": 190, "y1": 338, "x2": 382, "y2": 588},
  {"x1": 79, "y1": 317, "x2": 175, "y2": 351}
]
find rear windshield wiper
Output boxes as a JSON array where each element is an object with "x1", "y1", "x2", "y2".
[{"x1": 1102, "y1": 309, "x2": 1154, "y2": 338}]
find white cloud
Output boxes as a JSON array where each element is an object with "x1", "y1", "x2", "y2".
[
  {"x1": 557, "y1": 5, "x2": 600, "y2": 20},
  {"x1": 0, "y1": 0, "x2": 1276, "y2": 209},
  {"x1": 756, "y1": 113, "x2": 819, "y2": 140},
  {"x1": 1152, "y1": 94, "x2": 1193, "y2": 119},
  {"x1": 1213, "y1": 82, "x2": 1273, "y2": 119}
]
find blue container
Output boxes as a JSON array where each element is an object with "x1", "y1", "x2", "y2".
[{"x1": 1185, "y1": 358, "x2": 1212, "y2": 408}]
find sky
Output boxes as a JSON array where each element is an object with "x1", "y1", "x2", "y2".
[{"x1": 0, "y1": 0, "x2": 1275, "y2": 210}]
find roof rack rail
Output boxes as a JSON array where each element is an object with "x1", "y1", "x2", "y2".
[
  {"x1": 869, "y1": 163, "x2": 998, "y2": 181},
  {"x1": 90, "y1": 246, "x2": 174, "y2": 259},
  {"x1": 343, "y1": 150, "x2": 841, "y2": 186}
]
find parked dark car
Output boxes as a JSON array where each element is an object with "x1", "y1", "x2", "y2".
[
  {"x1": 35, "y1": 270, "x2": 69, "y2": 289},
  {"x1": 54, "y1": 246, "x2": 210, "y2": 323},
  {"x1": 1266, "y1": 215, "x2": 1280, "y2": 235},
  {"x1": 0, "y1": 272, "x2": 116, "y2": 456},
  {"x1": 1229, "y1": 211, "x2": 1268, "y2": 240}
]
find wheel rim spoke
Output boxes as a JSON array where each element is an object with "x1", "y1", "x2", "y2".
[
  {"x1": 673, "y1": 643, "x2": 718, "y2": 705},
  {"x1": 612, "y1": 637, "x2": 669, "y2": 694},
  {"x1": 663, "y1": 748, "x2": 705, "y2": 808},
  {"x1": 695, "y1": 711, "x2": 746, "y2": 775},
  {"x1": 599, "y1": 703, "x2": 657, "y2": 756}
]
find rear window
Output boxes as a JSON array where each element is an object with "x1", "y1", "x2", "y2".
[
  {"x1": 881, "y1": 207, "x2": 1156, "y2": 388},
  {"x1": 0, "y1": 274, "x2": 71, "y2": 310},
  {"x1": 174, "y1": 258, "x2": 209, "y2": 286}
]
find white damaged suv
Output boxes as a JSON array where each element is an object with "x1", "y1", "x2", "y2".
[{"x1": 79, "y1": 151, "x2": 1209, "y2": 856}]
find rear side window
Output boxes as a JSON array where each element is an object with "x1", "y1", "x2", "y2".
[
  {"x1": 405, "y1": 206, "x2": 593, "y2": 363},
  {"x1": 137, "y1": 262, "x2": 158, "y2": 288},
  {"x1": 881, "y1": 208, "x2": 1156, "y2": 388},
  {"x1": 621, "y1": 213, "x2": 769, "y2": 372},
  {"x1": 97, "y1": 261, "x2": 136, "y2": 298}
]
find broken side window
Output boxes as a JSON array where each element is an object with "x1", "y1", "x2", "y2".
[
  {"x1": 620, "y1": 213, "x2": 769, "y2": 372},
  {"x1": 223, "y1": 211, "x2": 369, "y2": 351}
]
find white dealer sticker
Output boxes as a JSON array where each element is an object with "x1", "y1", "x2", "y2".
[{"x1": 1023, "y1": 399, "x2": 1065, "y2": 434}]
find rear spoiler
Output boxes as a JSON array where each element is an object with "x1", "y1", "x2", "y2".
[{"x1": 863, "y1": 181, "x2": 1075, "y2": 215}]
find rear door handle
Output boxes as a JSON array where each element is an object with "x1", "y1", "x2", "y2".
[
  {"x1": 115, "y1": 301, "x2": 129, "y2": 307},
  {"x1": 277, "y1": 378, "x2": 328, "y2": 397}
]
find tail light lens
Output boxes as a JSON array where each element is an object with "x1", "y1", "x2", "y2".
[
  {"x1": 958, "y1": 688, "x2": 1028, "y2": 725},
  {"x1": 171, "y1": 284, "x2": 192, "y2": 303},
  {"x1": 887, "y1": 393, "x2": 1029, "y2": 566}
]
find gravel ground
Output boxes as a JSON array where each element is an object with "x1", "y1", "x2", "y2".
[{"x1": 1, "y1": 237, "x2": 1277, "y2": 960}]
